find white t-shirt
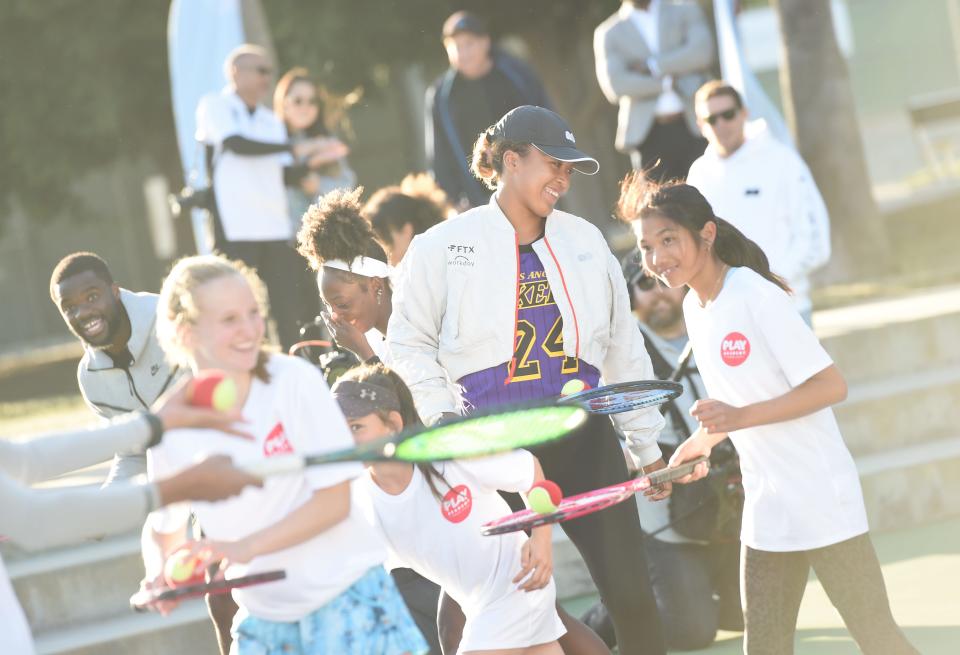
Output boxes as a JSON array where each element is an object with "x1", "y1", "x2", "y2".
[
  {"x1": 366, "y1": 328, "x2": 388, "y2": 362},
  {"x1": 147, "y1": 355, "x2": 386, "y2": 622},
  {"x1": 354, "y1": 451, "x2": 565, "y2": 650},
  {"x1": 0, "y1": 555, "x2": 34, "y2": 654},
  {"x1": 686, "y1": 131, "x2": 831, "y2": 313},
  {"x1": 195, "y1": 88, "x2": 293, "y2": 242},
  {"x1": 683, "y1": 267, "x2": 867, "y2": 551}
]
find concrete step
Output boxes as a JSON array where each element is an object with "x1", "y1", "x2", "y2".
[
  {"x1": 33, "y1": 603, "x2": 215, "y2": 655},
  {"x1": 857, "y1": 436, "x2": 960, "y2": 532},
  {"x1": 836, "y1": 364, "x2": 960, "y2": 457},
  {"x1": 9, "y1": 534, "x2": 144, "y2": 634},
  {"x1": 815, "y1": 285, "x2": 960, "y2": 383}
]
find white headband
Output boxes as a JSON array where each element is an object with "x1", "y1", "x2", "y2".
[{"x1": 323, "y1": 256, "x2": 391, "y2": 279}]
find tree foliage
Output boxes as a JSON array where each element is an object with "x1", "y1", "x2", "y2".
[
  {"x1": 0, "y1": 1, "x2": 177, "y2": 221},
  {"x1": 264, "y1": 1, "x2": 618, "y2": 93},
  {"x1": 0, "y1": 0, "x2": 619, "y2": 226}
]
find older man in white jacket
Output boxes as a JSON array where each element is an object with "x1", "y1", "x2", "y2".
[{"x1": 686, "y1": 81, "x2": 831, "y2": 321}]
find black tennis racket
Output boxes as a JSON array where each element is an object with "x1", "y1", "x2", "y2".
[
  {"x1": 558, "y1": 380, "x2": 683, "y2": 415},
  {"x1": 130, "y1": 570, "x2": 286, "y2": 612},
  {"x1": 240, "y1": 403, "x2": 589, "y2": 478}
]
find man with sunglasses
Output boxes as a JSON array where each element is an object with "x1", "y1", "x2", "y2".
[
  {"x1": 194, "y1": 45, "x2": 326, "y2": 350},
  {"x1": 686, "y1": 80, "x2": 831, "y2": 323}
]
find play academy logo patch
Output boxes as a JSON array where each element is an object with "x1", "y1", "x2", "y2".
[
  {"x1": 263, "y1": 422, "x2": 294, "y2": 457},
  {"x1": 441, "y1": 484, "x2": 473, "y2": 523},
  {"x1": 720, "y1": 332, "x2": 750, "y2": 367}
]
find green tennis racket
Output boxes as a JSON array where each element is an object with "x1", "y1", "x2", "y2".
[{"x1": 240, "y1": 404, "x2": 589, "y2": 478}]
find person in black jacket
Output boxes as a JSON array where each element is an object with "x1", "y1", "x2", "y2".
[{"x1": 426, "y1": 11, "x2": 552, "y2": 210}]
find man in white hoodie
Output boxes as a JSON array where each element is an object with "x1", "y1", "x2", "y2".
[{"x1": 685, "y1": 81, "x2": 831, "y2": 322}]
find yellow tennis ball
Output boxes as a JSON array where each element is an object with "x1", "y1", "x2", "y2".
[
  {"x1": 527, "y1": 486, "x2": 559, "y2": 514},
  {"x1": 211, "y1": 376, "x2": 238, "y2": 412},
  {"x1": 560, "y1": 379, "x2": 586, "y2": 397},
  {"x1": 163, "y1": 547, "x2": 205, "y2": 587}
]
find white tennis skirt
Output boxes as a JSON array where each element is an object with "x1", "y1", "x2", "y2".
[{"x1": 459, "y1": 578, "x2": 566, "y2": 652}]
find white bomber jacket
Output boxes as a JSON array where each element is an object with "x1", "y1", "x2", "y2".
[{"x1": 387, "y1": 196, "x2": 665, "y2": 467}]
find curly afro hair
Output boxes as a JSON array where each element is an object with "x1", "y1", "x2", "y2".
[{"x1": 296, "y1": 187, "x2": 389, "y2": 273}]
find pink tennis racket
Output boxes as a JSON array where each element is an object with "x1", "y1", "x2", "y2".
[{"x1": 480, "y1": 456, "x2": 708, "y2": 536}]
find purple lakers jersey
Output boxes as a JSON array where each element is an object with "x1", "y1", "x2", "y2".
[{"x1": 459, "y1": 242, "x2": 600, "y2": 411}]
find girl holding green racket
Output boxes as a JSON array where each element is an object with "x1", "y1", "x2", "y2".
[
  {"x1": 141, "y1": 254, "x2": 427, "y2": 655},
  {"x1": 388, "y1": 105, "x2": 669, "y2": 655},
  {"x1": 335, "y1": 363, "x2": 565, "y2": 655},
  {"x1": 625, "y1": 180, "x2": 919, "y2": 654}
]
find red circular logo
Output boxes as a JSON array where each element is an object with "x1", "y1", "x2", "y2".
[
  {"x1": 720, "y1": 332, "x2": 750, "y2": 366},
  {"x1": 441, "y1": 485, "x2": 473, "y2": 523}
]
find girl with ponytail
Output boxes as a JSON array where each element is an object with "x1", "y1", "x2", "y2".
[
  {"x1": 334, "y1": 363, "x2": 565, "y2": 655},
  {"x1": 621, "y1": 174, "x2": 919, "y2": 655}
]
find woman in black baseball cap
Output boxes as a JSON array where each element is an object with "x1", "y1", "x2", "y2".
[{"x1": 388, "y1": 104, "x2": 672, "y2": 655}]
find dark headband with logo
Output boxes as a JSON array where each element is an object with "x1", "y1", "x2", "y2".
[{"x1": 332, "y1": 380, "x2": 401, "y2": 419}]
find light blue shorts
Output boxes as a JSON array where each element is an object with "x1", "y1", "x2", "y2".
[{"x1": 232, "y1": 566, "x2": 428, "y2": 655}]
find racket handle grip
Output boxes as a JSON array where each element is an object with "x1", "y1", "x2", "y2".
[
  {"x1": 647, "y1": 455, "x2": 709, "y2": 484},
  {"x1": 238, "y1": 455, "x2": 306, "y2": 478}
]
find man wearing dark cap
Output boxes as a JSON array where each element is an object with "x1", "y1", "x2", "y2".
[{"x1": 426, "y1": 11, "x2": 552, "y2": 210}]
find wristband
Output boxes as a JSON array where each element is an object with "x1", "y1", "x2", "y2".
[
  {"x1": 142, "y1": 412, "x2": 165, "y2": 449},
  {"x1": 144, "y1": 482, "x2": 162, "y2": 513}
]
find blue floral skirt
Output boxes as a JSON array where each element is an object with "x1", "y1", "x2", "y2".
[{"x1": 232, "y1": 566, "x2": 428, "y2": 655}]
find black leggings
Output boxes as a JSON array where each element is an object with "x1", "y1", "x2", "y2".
[
  {"x1": 742, "y1": 533, "x2": 919, "y2": 654},
  {"x1": 516, "y1": 414, "x2": 666, "y2": 655}
]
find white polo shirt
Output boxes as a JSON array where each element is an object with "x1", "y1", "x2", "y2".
[
  {"x1": 683, "y1": 267, "x2": 867, "y2": 551},
  {"x1": 195, "y1": 88, "x2": 293, "y2": 242}
]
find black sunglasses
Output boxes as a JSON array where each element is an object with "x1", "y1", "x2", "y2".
[
  {"x1": 624, "y1": 254, "x2": 658, "y2": 292},
  {"x1": 633, "y1": 273, "x2": 658, "y2": 292},
  {"x1": 704, "y1": 108, "x2": 739, "y2": 126},
  {"x1": 242, "y1": 65, "x2": 272, "y2": 76},
  {"x1": 290, "y1": 97, "x2": 319, "y2": 107}
]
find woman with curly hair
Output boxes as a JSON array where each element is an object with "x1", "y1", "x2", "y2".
[
  {"x1": 297, "y1": 189, "x2": 445, "y2": 653},
  {"x1": 297, "y1": 188, "x2": 393, "y2": 364}
]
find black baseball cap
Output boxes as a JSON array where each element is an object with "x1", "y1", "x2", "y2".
[
  {"x1": 493, "y1": 106, "x2": 600, "y2": 175},
  {"x1": 442, "y1": 11, "x2": 488, "y2": 38},
  {"x1": 621, "y1": 248, "x2": 656, "y2": 290},
  {"x1": 332, "y1": 380, "x2": 401, "y2": 419}
]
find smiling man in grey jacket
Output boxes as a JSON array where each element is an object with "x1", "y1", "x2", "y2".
[{"x1": 50, "y1": 252, "x2": 182, "y2": 485}]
